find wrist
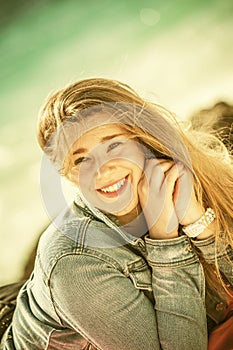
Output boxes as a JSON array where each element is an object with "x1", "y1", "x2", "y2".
[
  {"x1": 195, "y1": 221, "x2": 216, "y2": 240},
  {"x1": 182, "y1": 208, "x2": 216, "y2": 239},
  {"x1": 149, "y1": 227, "x2": 179, "y2": 240},
  {"x1": 180, "y1": 206, "x2": 204, "y2": 226}
]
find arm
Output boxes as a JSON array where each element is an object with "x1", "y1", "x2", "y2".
[
  {"x1": 173, "y1": 164, "x2": 233, "y2": 285},
  {"x1": 192, "y1": 235, "x2": 233, "y2": 286},
  {"x1": 145, "y1": 235, "x2": 208, "y2": 350},
  {"x1": 50, "y1": 245, "x2": 208, "y2": 350},
  {"x1": 50, "y1": 253, "x2": 161, "y2": 350},
  {"x1": 138, "y1": 159, "x2": 208, "y2": 349}
]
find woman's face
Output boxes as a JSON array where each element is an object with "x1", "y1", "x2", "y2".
[{"x1": 69, "y1": 123, "x2": 145, "y2": 217}]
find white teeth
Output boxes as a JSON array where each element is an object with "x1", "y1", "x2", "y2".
[{"x1": 101, "y1": 178, "x2": 126, "y2": 193}]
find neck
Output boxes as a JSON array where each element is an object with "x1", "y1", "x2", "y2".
[{"x1": 116, "y1": 205, "x2": 148, "y2": 237}]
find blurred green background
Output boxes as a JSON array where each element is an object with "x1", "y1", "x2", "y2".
[{"x1": 0, "y1": 0, "x2": 233, "y2": 284}]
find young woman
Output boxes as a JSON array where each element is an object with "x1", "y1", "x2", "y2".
[{"x1": 1, "y1": 78, "x2": 232, "y2": 350}]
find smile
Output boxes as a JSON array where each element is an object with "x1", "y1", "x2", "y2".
[{"x1": 97, "y1": 176, "x2": 128, "y2": 196}]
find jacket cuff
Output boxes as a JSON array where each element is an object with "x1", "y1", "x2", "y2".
[
  {"x1": 144, "y1": 234, "x2": 199, "y2": 267},
  {"x1": 191, "y1": 235, "x2": 231, "y2": 263}
]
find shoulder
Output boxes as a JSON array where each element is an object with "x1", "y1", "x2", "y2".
[
  {"x1": 36, "y1": 205, "x2": 90, "y2": 277},
  {"x1": 36, "y1": 203, "x2": 146, "y2": 280},
  {"x1": 36, "y1": 204, "x2": 126, "y2": 275}
]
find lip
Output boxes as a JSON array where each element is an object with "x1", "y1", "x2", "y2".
[{"x1": 96, "y1": 175, "x2": 129, "y2": 198}]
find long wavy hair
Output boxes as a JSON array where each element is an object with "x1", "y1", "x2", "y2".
[{"x1": 38, "y1": 77, "x2": 233, "y2": 298}]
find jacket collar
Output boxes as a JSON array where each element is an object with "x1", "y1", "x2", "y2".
[{"x1": 73, "y1": 193, "x2": 144, "y2": 246}]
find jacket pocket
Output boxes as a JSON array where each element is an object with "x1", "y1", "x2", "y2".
[{"x1": 126, "y1": 258, "x2": 152, "y2": 291}]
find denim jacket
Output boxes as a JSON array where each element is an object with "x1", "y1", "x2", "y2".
[{"x1": 1, "y1": 198, "x2": 233, "y2": 350}]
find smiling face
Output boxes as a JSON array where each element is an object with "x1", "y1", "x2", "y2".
[{"x1": 69, "y1": 123, "x2": 145, "y2": 218}]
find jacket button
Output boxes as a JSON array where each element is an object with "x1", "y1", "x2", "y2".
[
  {"x1": 215, "y1": 302, "x2": 225, "y2": 312},
  {"x1": 138, "y1": 240, "x2": 146, "y2": 250},
  {"x1": 185, "y1": 244, "x2": 193, "y2": 252}
]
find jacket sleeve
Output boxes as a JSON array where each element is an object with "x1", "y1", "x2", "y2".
[
  {"x1": 50, "y1": 235, "x2": 208, "y2": 350},
  {"x1": 144, "y1": 234, "x2": 208, "y2": 350},
  {"x1": 50, "y1": 253, "x2": 161, "y2": 350},
  {"x1": 192, "y1": 235, "x2": 233, "y2": 285}
]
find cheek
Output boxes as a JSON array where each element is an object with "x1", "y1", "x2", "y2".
[
  {"x1": 128, "y1": 155, "x2": 145, "y2": 178},
  {"x1": 77, "y1": 170, "x2": 93, "y2": 189},
  {"x1": 69, "y1": 166, "x2": 94, "y2": 189},
  {"x1": 133, "y1": 167, "x2": 144, "y2": 187}
]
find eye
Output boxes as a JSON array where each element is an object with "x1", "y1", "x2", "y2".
[
  {"x1": 74, "y1": 157, "x2": 90, "y2": 166},
  {"x1": 107, "y1": 141, "x2": 122, "y2": 152}
]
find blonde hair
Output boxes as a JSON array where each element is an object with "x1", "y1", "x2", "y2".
[{"x1": 38, "y1": 77, "x2": 233, "y2": 298}]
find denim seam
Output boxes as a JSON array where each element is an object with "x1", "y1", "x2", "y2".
[
  {"x1": 145, "y1": 234, "x2": 190, "y2": 246},
  {"x1": 192, "y1": 236, "x2": 216, "y2": 247},
  {"x1": 38, "y1": 218, "x2": 92, "y2": 285},
  {"x1": 201, "y1": 254, "x2": 233, "y2": 264},
  {"x1": 147, "y1": 256, "x2": 200, "y2": 268},
  {"x1": 196, "y1": 246, "x2": 233, "y2": 262},
  {"x1": 75, "y1": 217, "x2": 92, "y2": 254}
]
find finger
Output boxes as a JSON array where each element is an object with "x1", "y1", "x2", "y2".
[
  {"x1": 161, "y1": 163, "x2": 182, "y2": 233},
  {"x1": 138, "y1": 160, "x2": 173, "y2": 212},
  {"x1": 174, "y1": 167, "x2": 194, "y2": 220},
  {"x1": 144, "y1": 159, "x2": 174, "y2": 186},
  {"x1": 175, "y1": 167, "x2": 193, "y2": 200},
  {"x1": 161, "y1": 162, "x2": 182, "y2": 193},
  {"x1": 158, "y1": 160, "x2": 175, "y2": 173},
  {"x1": 144, "y1": 158, "x2": 173, "y2": 172},
  {"x1": 143, "y1": 159, "x2": 164, "y2": 187}
]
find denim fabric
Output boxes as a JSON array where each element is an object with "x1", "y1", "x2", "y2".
[
  {"x1": 194, "y1": 235, "x2": 233, "y2": 286},
  {"x1": 1, "y1": 201, "x2": 232, "y2": 350}
]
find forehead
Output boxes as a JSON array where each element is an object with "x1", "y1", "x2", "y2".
[{"x1": 72, "y1": 123, "x2": 128, "y2": 151}]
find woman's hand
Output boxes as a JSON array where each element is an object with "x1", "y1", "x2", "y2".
[
  {"x1": 173, "y1": 165, "x2": 204, "y2": 226},
  {"x1": 173, "y1": 165, "x2": 217, "y2": 239},
  {"x1": 138, "y1": 159, "x2": 181, "y2": 239}
]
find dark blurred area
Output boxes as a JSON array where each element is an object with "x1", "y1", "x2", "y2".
[
  {"x1": 191, "y1": 101, "x2": 233, "y2": 153},
  {"x1": 0, "y1": 0, "x2": 44, "y2": 27}
]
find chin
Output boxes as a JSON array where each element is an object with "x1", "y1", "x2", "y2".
[{"x1": 113, "y1": 200, "x2": 139, "y2": 219}]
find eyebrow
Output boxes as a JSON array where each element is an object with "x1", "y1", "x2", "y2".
[{"x1": 72, "y1": 133, "x2": 124, "y2": 155}]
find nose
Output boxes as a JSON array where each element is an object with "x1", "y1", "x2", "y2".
[{"x1": 95, "y1": 159, "x2": 116, "y2": 178}]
